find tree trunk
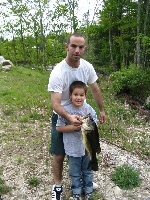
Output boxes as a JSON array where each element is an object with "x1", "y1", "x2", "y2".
[
  {"x1": 38, "y1": 0, "x2": 46, "y2": 67},
  {"x1": 134, "y1": 0, "x2": 141, "y2": 66},
  {"x1": 143, "y1": 0, "x2": 149, "y2": 68},
  {"x1": 109, "y1": 28, "x2": 115, "y2": 71}
]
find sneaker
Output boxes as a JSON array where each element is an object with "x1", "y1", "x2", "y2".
[
  {"x1": 85, "y1": 193, "x2": 93, "y2": 200},
  {"x1": 72, "y1": 194, "x2": 82, "y2": 200},
  {"x1": 51, "y1": 185, "x2": 63, "y2": 200},
  {"x1": 93, "y1": 182, "x2": 98, "y2": 190}
]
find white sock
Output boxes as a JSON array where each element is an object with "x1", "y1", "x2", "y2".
[{"x1": 55, "y1": 184, "x2": 62, "y2": 187}]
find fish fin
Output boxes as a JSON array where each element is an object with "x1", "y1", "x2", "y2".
[{"x1": 97, "y1": 146, "x2": 101, "y2": 154}]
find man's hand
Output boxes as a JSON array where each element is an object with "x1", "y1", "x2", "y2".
[{"x1": 67, "y1": 114, "x2": 82, "y2": 126}]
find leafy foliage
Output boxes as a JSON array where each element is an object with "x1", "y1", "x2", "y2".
[
  {"x1": 110, "y1": 65, "x2": 150, "y2": 105},
  {"x1": 111, "y1": 165, "x2": 141, "y2": 190}
]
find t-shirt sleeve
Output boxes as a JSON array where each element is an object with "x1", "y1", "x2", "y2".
[
  {"x1": 87, "y1": 104, "x2": 98, "y2": 123},
  {"x1": 88, "y1": 65, "x2": 98, "y2": 85},
  {"x1": 48, "y1": 70, "x2": 63, "y2": 93},
  {"x1": 56, "y1": 115, "x2": 66, "y2": 127},
  {"x1": 81, "y1": 59, "x2": 98, "y2": 84}
]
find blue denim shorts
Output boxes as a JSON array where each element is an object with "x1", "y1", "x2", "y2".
[{"x1": 50, "y1": 113, "x2": 65, "y2": 155}]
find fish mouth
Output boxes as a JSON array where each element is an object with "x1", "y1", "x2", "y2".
[{"x1": 78, "y1": 114, "x2": 94, "y2": 131}]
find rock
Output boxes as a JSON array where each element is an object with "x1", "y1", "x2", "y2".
[{"x1": 113, "y1": 186, "x2": 122, "y2": 196}]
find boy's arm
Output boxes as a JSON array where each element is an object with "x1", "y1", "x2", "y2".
[{"x1": 56, "y1": 124, "x2": 81, "y2": 133}]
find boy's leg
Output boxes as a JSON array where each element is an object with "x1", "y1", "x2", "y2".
[
  {"x1": 68, "y1": 156, "x2": 83, "y2": 196},
  {"x1": 82, "y1": 155, "x2": 93, "y2": 195}
]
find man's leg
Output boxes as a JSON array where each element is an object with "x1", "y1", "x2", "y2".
[
  {"x1": 52, "y1": 154, "x2": 65, "y2": 184},
  {"x1": 50, "y1": 113, "x2": 65, "y2": 199}
]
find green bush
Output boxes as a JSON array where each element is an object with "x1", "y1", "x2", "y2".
[
  {"x1": 111, "y1": 164, "x2": 141, "y2": 190},
  {"x1": 110, "y1": 65, "x2": 150, "y2": 104}
]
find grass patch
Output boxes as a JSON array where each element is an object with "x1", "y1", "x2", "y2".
[
  {"x1": 27, "y1": 176, "x2": 40, "y2": 187},
  {"x1": 0, "y1": 66, "x2": 52, "y2": 123},
  {"x1": 0, "y1": 177, "x2": 11, "y2": 195},
  {"x1": 111, "y1": 164, "x2": 141, "y2": 190},
  {"x1": 0, "y1": 167, "x2": 12, "y2": 195}
]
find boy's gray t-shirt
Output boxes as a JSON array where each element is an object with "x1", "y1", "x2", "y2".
[{"x1": 56, "y1": 102, "x2": 98, "y2": 157}]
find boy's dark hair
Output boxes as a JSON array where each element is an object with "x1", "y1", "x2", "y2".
[
  {"x1": 67, "y1": 33, "x2": 85, "y2": 44},
  {"x1": 69, "y1": 81, "x2": 87, "y2": 94}
]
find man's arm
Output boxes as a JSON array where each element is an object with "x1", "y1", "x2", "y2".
[
  {"x1": 89, "y1": 82, "x2": 106, "y2": 124},
  {"x1": 50, "y1": 91, "x2": 81, "y2": 125}
]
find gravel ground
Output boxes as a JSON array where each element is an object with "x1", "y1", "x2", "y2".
[{"x1": 0, "y1": 113, "x2": 150, "y2": 200}]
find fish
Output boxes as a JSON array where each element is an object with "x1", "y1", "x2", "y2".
[{"x1": 78, "y1": 114, "x2": 101, "y2": 171}]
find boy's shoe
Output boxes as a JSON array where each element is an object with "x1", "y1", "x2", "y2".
[
  {"x1": 93, "y1": 182, "x2": 98, "y2": 190},
  {"x1": 85, "y1": 193, "x2": 93, "y2": 200},
  {"x1": 51, "y1": 185, "x2": 63, "y2": 200},
  {"x1": 72, "y1": 194, "x2": 82, "y2": 200}
]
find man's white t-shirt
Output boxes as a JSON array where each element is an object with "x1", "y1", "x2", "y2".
[{"x1": 48, "y1": 58, "x2": 98, "y2": 106}]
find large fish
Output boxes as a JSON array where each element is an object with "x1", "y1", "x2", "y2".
[{"x1": 78, "y1": 114, "x2": 101, "y2": 171}]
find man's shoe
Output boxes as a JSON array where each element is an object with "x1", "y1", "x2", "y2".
[
  {"x1": 93, "y1": 182, "x2": 98, "y2": 190},
  {"x1": 72, "y1": 194, "x2": 82, "y2": 200},
  {"x1": 51, "y1": 185, "x2": 63, "y2": 200}
]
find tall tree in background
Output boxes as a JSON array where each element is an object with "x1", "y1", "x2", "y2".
[
  {"x1": 141, "y1": 0, "x2": 150, "y2": 68},
  {"x1": 134, "y1": 0, "x2": 141, "y2": 66}
]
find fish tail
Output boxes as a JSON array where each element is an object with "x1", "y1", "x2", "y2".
[{"x1": 88, "y1": 160, "x2": 98, "y2": 171}]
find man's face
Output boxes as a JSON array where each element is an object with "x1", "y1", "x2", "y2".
[{"x1": 65, "y1": 36, "x2": 86, "y2": 61}]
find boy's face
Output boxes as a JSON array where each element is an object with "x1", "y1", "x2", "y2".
[{"x1": 69, "y1": 88, "x2": 86, "y2": 107}]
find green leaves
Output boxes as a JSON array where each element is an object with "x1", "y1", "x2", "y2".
[{"x1": 111, "y1": 164, "x2": 141, "y2": 190}]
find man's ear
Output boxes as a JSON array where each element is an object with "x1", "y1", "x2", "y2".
[{"x1": 65, "y1": 43, "x2": 69, "y2": 50}]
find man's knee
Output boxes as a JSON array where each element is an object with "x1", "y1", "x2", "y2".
[{"x1": 53, "y1": 154, "x2": 65, "y2": 163}]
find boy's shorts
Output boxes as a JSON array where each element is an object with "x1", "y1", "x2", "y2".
[{"x1": 50, "y1": 112, "x2": 65, "y2": 155}]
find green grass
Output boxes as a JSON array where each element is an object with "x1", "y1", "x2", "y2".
[
  {"x1": 0, "y1": 167, "x2": 12, "y2": 195},
  {"x1": 111, "y1": 164, "x2": 141, "y2": 190},
  {"x1": 27, "y1": 176, "x2": 40, "y2": 187},
  {"x1": 0, "y1": 66, "x2": 52, "y2": 122}
]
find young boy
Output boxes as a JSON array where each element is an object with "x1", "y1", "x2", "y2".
[{"x1": 56, "y1": 81, "x2": 98, "y2": 200}]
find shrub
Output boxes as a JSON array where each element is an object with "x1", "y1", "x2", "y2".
[
  {"x1": 111, "y1": 164, "x2": 141, "y2": 190},
  {"x1": 110, "y1": 65, "x2": 150, "y2": 104}
]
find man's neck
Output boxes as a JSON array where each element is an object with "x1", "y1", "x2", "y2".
[{"x1": 65, "y1": 57, "x2": 80, "y2": 68}]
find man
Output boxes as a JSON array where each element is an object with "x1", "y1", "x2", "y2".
[{"x1": 48, "y1": 33, "x2": 106, "y2": 200}]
